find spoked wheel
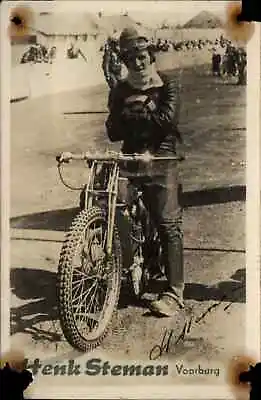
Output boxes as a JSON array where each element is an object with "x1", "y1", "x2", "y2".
[{"x1": 57, "y1": 206, "x2": 122, "y2": 352}]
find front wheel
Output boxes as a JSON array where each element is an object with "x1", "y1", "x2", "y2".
[{"x1": 57, "y1": 206, "x2": 122, "y2": 352}]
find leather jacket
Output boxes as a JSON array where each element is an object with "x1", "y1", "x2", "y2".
[{"x1": 105, "y1": 72, "x2": 182, "y2": 156}]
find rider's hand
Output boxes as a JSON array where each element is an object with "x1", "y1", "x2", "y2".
[
  {"x1": 144, "y1": 99, "x2": 157, "y2": 112},
  {"x1": 122, "y1": 103, "x2": 150, "y2": 122},
  {"x1": 141, "y1": 150, "x2": 153, "y2": 163}
]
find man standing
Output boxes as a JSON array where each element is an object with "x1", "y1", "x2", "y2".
[
  {"x1": 102, "y1": 37, "x2": 124, "y2": 89},
  {"x1": 105, "y1": 27, "x2": 184, "y2": 318},
  {"x1": 211, "y1": 48, "x2": 221, "y2": 77},
  {"x1": 237, "y1": 48, "x2": 247, "y2": 85}
]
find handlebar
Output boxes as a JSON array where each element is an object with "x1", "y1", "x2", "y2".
[{"x1": 56, "y1": 151, "x2": 184, "y2": 164}]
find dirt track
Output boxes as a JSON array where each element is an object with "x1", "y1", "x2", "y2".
[{"x1": 10, "y1": 62, "x2": 246, "y2": 386}]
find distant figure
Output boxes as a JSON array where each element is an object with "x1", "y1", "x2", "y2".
[
  {"x1": 239, "y1": 362, "x2": 261, "y2": 400},
  {"x1": 102, "y1": 37, "x2": 123, "y2": 89},
  {"x1": 67, "y1": 42, "x2": 79, "y2": 59},
  {"x1": 67, "y1": 41, "x2": 87, "y2": 62},
  {"x1": 211, "y1": 48, "x2": 221, "y2": 76},
  {"x1": 35, "y1": 43, "x2": 48, "y2": 63},
  {"x1": 225, "y1": 45, "x2": 237, "y2": 77},
  {"x1": 48, "y1": 46, "x2": 57, "y2": 64},
  {"x1": 20, "y1": 46, "x2": 36, "y2": 64},
  {"x1": 237, "y1": 49, "x2": 247, "y2": 85},
  {"x1": 0, "y1": 362, "x2": 33, "y2": 400}
]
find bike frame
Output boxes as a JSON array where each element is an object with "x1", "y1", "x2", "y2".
[
  {"x1": 84, "y1": 160, "x2": 120, "y2": 256},
  {"x1": 57, "y1": 151, "x2": 183, "y2": 258}
]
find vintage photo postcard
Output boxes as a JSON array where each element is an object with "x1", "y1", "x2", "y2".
[{"x1": 1, "y1": 1, "x2": 260, "y2": 398}]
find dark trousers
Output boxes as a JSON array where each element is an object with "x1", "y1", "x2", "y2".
[{"x1": 127, "y1": 162, "x2": 184, "y2": 304}]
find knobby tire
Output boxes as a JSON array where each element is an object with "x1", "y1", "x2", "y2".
[{"x1": 57, "y1": 206, "x2": 122, "y2": 352}]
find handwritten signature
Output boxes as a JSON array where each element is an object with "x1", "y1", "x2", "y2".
[{"x1": 149, "y1": 284, "x2": 244, "y2": 361}]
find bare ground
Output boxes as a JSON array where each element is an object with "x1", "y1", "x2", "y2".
[{"x1": 10, "y1": 63, "x2": 246, "y2": 386}]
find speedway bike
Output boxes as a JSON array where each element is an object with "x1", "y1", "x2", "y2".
[{"x1": 56, "y1": 150, "x2": 182, "y2": 352}]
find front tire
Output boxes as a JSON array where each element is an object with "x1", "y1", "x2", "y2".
[{"x1": 57, "y1": 206, "x2": 122, "y2": 352}]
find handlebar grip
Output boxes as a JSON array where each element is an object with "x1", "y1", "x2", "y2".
[
  {"x1": 56, "y1": 152, "x2": 73, "y2": 164},
  {"x1": 56, "y1": 155, "x2": 62, "y2": 163}
]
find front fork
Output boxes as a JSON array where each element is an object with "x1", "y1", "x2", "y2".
[{"x1": 83, "y1": 161, "x2": 120, "y2": 257}]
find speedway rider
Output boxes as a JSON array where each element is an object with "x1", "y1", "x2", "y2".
[{"x1": 105, "y1": 27, "x2": 185, "y2": 318}]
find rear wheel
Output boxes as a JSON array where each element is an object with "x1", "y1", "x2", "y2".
[{"x1": 57, "y1": 206, "x2": 122, "y2": 352}]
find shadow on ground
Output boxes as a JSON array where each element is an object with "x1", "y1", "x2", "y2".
[
  {"x1": 10, "y1": 184, "x2": 245, "y2": 233},
  {"x1": 181, "y1": 184, "x2": 245, "y2": 207},
  {"x1": 10, "y1": 265, "x2": 245, "y2": 341},
  {"x1": 10, "y1": 268, "x2": 60, "y2": 342},
  {"x1": 119, "y1": 268, "x2": 245, "y2": 309},
  {"x1": 11, "y1": 207, "x2": 79, "y2": 232}
]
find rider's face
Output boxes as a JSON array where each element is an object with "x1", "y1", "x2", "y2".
[{"x1": 125, "y1": 49, "x2": 151, "y2": 74}]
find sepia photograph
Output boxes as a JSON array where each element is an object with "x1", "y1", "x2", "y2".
[{"x1": 1, "y1": 1, "x2": 260, "y2": 398}]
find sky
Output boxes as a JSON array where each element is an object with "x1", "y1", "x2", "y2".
[{"x1": 6, "y1": 1, "x2": 230, "y2": 26}]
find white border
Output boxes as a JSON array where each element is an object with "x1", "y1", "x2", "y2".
[
  {"x1": 0, "y1": 0, "x2": 11, "y2": 354},
  {"x1": 1, "y1": 1, "x2": 260, "y2": 399},
  {"x1": 246, "y1": 22, "x2": 261, "y2": 360},
  {"x1": 25, "y1": 385, "x2": 235, "y2": 399}
]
